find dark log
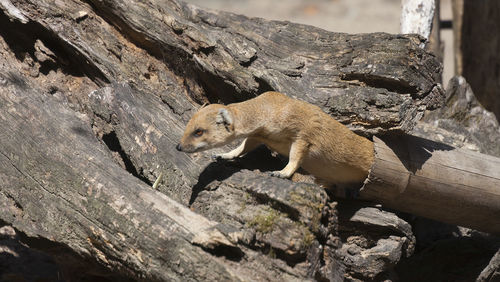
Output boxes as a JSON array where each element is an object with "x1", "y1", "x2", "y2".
[
  {"x1": 452, "y1": 0, "x2": 500, "y2": 119},
  {"x1": 0, "y1": 0, "x2": 451, "y2": 280}
]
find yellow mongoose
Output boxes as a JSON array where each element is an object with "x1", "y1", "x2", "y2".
[{"x1": 176, "y1": 91, "x2": 374, "y2": 186}]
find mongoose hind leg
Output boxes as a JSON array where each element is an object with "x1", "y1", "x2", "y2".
[
  {"x1": 212, "y1": 137, "x2": 261, "y2": 161},
  {"x1": 270, "y1": 139, "x2": 308, "y2": 179}
]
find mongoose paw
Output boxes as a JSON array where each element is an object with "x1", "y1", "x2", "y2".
[{"x1": 269, "y1": 171, "x2": 288, "y2": 179}]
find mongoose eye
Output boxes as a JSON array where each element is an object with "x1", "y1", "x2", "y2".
[{"x1": 193, "y1": 129, "x2": 204, "y2": 137}]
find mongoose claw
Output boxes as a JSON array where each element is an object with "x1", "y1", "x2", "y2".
[{"x1": 211, "y1": 153, "x2": 222, "y2": 162}]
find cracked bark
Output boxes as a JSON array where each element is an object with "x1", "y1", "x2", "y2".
[{"x1": 0, "y1": 0, "x2": 451, "y2": 280}]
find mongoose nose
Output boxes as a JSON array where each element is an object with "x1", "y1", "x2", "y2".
[{"x1": 176, "y1": 143, "x2": 182, "y2": 151}]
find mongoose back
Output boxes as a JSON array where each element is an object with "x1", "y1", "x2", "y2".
[{"x1": 176, "y1": 91, "x2": 374, "y2": 186}]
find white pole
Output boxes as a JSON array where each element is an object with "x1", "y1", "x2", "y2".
[{"x1": 401, "y1": 0, "x2": 436, "y2": 40}]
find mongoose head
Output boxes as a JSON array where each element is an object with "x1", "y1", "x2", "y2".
[{"x1": 176, "y1": 104, "x2": 235, "y2": 153}]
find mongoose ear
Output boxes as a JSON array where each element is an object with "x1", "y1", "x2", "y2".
[{"x1": 215, "y1": 108, "x2": 233, "y2": 126}]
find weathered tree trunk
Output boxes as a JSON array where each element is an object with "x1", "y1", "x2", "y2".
[
  {"x1": 4, "y1": 0, "x2": 494, "y2": 280},
  {"x1": 0, "y1": 81, "x2": 249, "y2": 281},
  {"x1": 452, "y1": 0, "x2": 464, "y2": 75},
  {"x1": 452, "y1": 0, "x2": 500, "y2": 119}
]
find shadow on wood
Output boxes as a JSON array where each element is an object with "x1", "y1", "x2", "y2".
[{"x1": 361, "y1": 135, "x2": 500, "y2": 234}]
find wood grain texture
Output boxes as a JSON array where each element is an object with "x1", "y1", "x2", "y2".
[
  {"x1": 362, "y1": 135, "x2": 500, "y2": 234},
  {"x1": 8, "y1": 0, "x2": 444, "y2": 134},
  {"x1": 0, "y1": 0, "x2": 449, "y2": 280},
  {"x1": 0, "y1": 72, "x2": 246, "y2": 281}
]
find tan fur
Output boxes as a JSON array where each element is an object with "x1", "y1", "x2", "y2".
[{"x1": 177, "y1": 91, "x2": 374, "y2": 186}]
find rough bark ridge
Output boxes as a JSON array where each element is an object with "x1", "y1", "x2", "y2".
[
  {"x1": 2, "y1": 0, "x2": 490, "y2": 280},
  {"x1": 416, "y1": 76, "x2": 500, "y2": 158}
]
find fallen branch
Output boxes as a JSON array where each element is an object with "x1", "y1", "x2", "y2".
[{"x1": 361, "y1": 135, "x2": 500, "y2": 234}]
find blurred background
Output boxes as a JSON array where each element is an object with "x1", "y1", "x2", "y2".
[{"x1": 184, "y1": 0, "x2": 454, "y2": 86}]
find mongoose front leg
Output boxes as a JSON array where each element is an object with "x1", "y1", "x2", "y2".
[
  {"x1": 212, "y1": 137, "x2": 261, "y2": 161},
  {"x1": 270, "y1": 139, "x2": 308, "y2": 179}
]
